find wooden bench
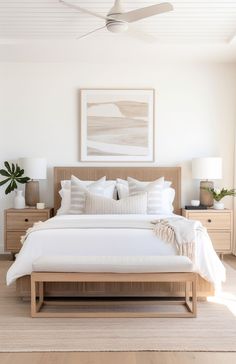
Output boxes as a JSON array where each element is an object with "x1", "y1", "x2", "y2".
[{"x1": 31, "y1": 256, "x2": 197, "y2": 318}]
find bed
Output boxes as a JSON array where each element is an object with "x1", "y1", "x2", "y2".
[{"x1": 8, "y1": 166, "x2": 225, "y2": 299}]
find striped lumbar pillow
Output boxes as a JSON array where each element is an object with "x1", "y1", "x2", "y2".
[
  {"x1": 69, "y1": 175, "x2": 106, "y2": 214},
  {"x1": 84, "y1": 192, "x2": 148, "y2": 215},
  {"x1": 128, "y1": 176, "x2": 165, "y2": 214}
]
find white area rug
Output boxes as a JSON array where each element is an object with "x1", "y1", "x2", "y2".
[{"x1": 0, "y1": 261, "x2": 236, "y2": 352}]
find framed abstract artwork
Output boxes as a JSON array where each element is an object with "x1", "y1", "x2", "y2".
[{"x1": 80, "y1": 89, "x2": 155, "y2": 162}]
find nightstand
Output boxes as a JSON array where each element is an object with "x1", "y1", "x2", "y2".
[
  {"x1": 4, "y1": 208, "x2": 54, "y2": 254},
  {"x1": 182, "y1": 209, "x2": 233, "y2": 258}
]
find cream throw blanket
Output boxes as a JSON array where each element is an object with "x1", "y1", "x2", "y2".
[{"x1": 152, "y1": 217, "x2": 206, "y2": 261}]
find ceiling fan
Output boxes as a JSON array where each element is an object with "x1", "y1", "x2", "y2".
[{"x1": 59, "y1": 0, "x2": 173, "y2": 40}]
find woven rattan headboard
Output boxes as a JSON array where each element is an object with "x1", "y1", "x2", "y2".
[{"x1": 54, "y1": 166, "x2": 181, "y2": 215}]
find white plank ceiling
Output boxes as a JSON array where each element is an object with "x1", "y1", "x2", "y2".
[{"x1": 0, "y1": 0, "x2": 236, "y2": 43}]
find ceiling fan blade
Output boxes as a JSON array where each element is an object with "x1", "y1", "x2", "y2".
[
  {"x1": 59, "y1": 0, "x2": 108, "y2": 21},
  {"x1": 117, "y1": 2, "x2": 173, "y2": 23},
  {"x1": 77, "y1": 26, "x2": 106, "y2": 40},
  {"x1": 125, "y1": 26, "x2": 159, "y2": 43}
]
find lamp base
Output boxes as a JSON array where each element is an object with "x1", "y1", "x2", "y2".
[
  {"x1": 25, "y1": 181, "x2": 39, "y2": 207},
  {"x1": 200, "y1": 180, "x2": 214, "y2": 207}
]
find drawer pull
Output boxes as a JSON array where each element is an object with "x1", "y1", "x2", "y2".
[
  {"x1": 24, "y1": 218, "x2": 29, "y2": 222},
  {"x1": 207, "y1": 219, "x2": 212, "y2": 223}
]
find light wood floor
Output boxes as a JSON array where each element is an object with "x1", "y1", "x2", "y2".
[
  {"x1": 0, "y1": 352, "x2": 236, "y2": 364},
  {"x1": 0, "y1": 254, "x2": 236, "y2": 364}
]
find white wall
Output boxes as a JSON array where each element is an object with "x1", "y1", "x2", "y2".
[{"x1": 0, "y1": 61, "x2": 236, "y2": 253}]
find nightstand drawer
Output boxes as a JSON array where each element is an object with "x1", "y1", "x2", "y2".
[
  {"x1": 6, "y1": 212, "x2": 49, "y2": 230},
  {"x1": 208, "y1": 231, "x2": 231, "y2": 252},
  {"x1": 6, "y1": 231, "x2": 24, "y2": 252},
  {"x1": 186, "y1": 212, "x2": 231, "y2": 230}
]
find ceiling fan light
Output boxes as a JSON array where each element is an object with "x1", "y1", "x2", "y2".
[{"x1": 106, "y1": 21, "x2": 128, "y2": 33}]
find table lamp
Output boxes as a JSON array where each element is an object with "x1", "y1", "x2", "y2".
[
  {"x1": 19, "y1": 158, "x2": 47, "y2": 207},
  {"x1": 192, "y1": 157, "x2": 222, "y2": 207}
]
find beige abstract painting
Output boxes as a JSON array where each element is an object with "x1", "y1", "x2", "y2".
[{"x1": 80, "y1": 89, "x2": 154, "y2": 162}]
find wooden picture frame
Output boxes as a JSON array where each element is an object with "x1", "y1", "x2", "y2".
[{"x1": 80, "y1": 89, "x2": 155, "y2": 162}]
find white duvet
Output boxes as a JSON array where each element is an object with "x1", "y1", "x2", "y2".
[{"x1": 6, "y1": 213, "x2": 226, "y2": 289}]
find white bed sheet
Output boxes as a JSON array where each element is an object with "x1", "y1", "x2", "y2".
[{"x1": 6, "y1": 214, "x2": 225, "y2": 289}]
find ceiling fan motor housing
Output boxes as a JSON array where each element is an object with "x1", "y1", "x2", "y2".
[
  {"x1": 106, "y1": 0, "x2": 128, "y2": 33},
  {"x1": 106, "y1": 20, "x2": 128, "y2": 33}
]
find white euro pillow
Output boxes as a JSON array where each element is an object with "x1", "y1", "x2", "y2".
[
  {"x1": 161, "y1": 187, "x2": 175, "y2": 213},
  {"x1": 57, "y1": 188, "x2": 71, "y2": 215},
  {"x1": 116, "y1": 177, "x2": 171, "y2": 199}
]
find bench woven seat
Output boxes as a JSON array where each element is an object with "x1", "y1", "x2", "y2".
[{"x1": 32, "y1": 255, "x2": 194, "y2": 273}]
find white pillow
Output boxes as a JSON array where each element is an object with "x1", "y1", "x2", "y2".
[
  {"x1": 69, "y1": 176, "x2": 107, "y2": 214},
  {"x1": 61, "y1": 179, "x2": 117, "y2": 199},
  {"x1": 57, "y1": 186, "x2": 175, "y2": 216},
  {"x1": 57, "y1": 188, "x2": 71, "y2": 215},
  {"x1": 161, "y1": 187, "x2": 175, "y2": 213},
  {"x1": 84, "y1": 192, "x2": 148, "y2": 215},
  {"x1": 128, "y1": 176, "x2": 165, "y2": 214},
  {"x1": 58, "y1": 178, "x2": 117, "y2": 215},
  {"x1": 61, "y1": 180, "x2": 71, "y2": 190},
  {"x1": 116, "y1": 178, "x2": 171, "y2": 199},
  {"x1": 116, "y1": 178, "x2": 129, "y2": 199}
]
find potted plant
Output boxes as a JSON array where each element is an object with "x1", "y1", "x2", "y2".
[
  {"x1": 0, "y1": 161, "x2": 30, "y2": 208},
  {"x1": 206, "y1": 187, "x2": 236, "y2": 209}
]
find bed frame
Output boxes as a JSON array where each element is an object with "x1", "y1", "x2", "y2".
[{"x1": 16, "y1": 166, "x2": 214, "y2": 300}]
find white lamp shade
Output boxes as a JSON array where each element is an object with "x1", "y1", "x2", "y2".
[
  {"x1": 192, "y1": 157, "x2": 222, "y2": 180},
  {"x1": 19, "y1": 158, "x2": 47, "y2": 180}
]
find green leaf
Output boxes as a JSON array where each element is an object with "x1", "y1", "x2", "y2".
[
  {"x1": 4, "y1": 161, "x2": 12, "y2": 174},
  {"x1": 5, "y1": 183, "x2": 13, "y2": 194},
  {"x1": 13, "y1": 180, "x2": 18, "y2": 190},
  {"x1": 11, "y1": 163, "x2": 15, "y2": 174},
  {"x1": 0, "y1": 169, "x2": 10, "y2": 177},
  {"x1": 16, "y1": 177, "x2": 30, "y2": 184},
  {"x1": 0, "y1": 178, "x2": 11, "y2": 186},
  {"x1": 9, "y1": 179, "x2": 17, "y2": 193},
  {"x1": 16, "y1": 169, "x2": 24, "y2": 178},
  {"x1": 15, "y1": 164, "x2": 21, "y2": 175}
]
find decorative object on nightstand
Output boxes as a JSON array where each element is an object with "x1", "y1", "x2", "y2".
[
  {"x1": 0, "y1": 161, "x2": 30, "y2": 209},
  {"x1": 4, "y1": 208, "x2": 53, "y2": 254},
  {"x1": 190, "y1": 199, "x2": 200, "y2": 207},
  {"x1": 182, "y1": 208, "x2": 233, "y2": 258},
  {"x1": 185, "y1": 205, "x2": 207, "y2": 210},
  {"x1": 204, "y1": 187, "x2": 236, "y2": 210},
  {"x1": 36, "y1": 202, "x2": 45, "y2": 209},
  {"x1": 14, "y1": 190, "x2": 25, "y2": 209},
  {"x1": 192, "y1": 157, "x2": 222, "y2": 207},
  {"x1": 19, "y1": 158, "x2": 47, "y2": 207}
]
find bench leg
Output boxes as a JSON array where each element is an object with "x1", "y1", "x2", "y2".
[
  {"x1": 184, "y1": 276, "x2": 197, "y2": 317},
  {"x1": 192, "y1": 275, "x2": 197, "y2": 317},
  {"x1": 31, "y1": 275, "x2": 37, "y2": 317},
  {"x1": 37, "y1": 282, "x2": 44, "y2": 312},
  {"x1": 185, "y1": 281, "x2": 190, "y2": 304},
  {"x1": 31, "y1": 276, "x2": 44, "y2": 317}
]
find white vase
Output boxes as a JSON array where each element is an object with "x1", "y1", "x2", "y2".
[
  {"x1": 14, "y1": 190, "x2": 25, "y2": 209},
  {"x1": 213, "y1": 201, "x2": 224, "y2": 210}
]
